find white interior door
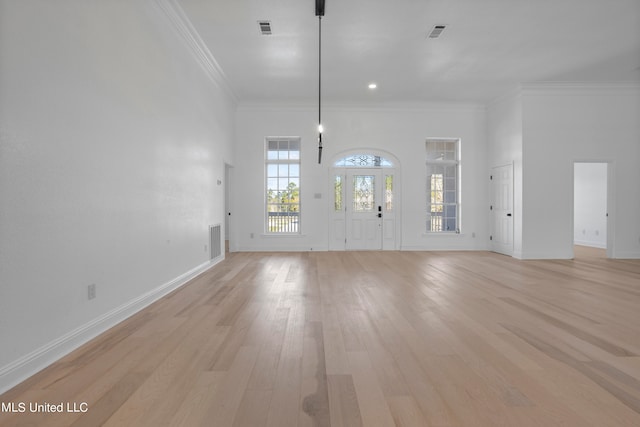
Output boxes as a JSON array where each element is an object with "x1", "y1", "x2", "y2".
[{"x1": 491, "y1": 164, "x2": 513, "y2": 256}]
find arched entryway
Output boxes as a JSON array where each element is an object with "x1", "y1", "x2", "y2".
[{"x1": 329, "y1": 150, "x2": 401, "y2": 250}]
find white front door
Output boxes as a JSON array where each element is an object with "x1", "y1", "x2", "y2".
[
  {"x1": 491, "y1": 164, "x2": 514, "y2": 256},
  {"x1": 330, "y1": 168, "x2": 397, "y2": 250},
  {"x1": 346, "y1": 170, "x2": 382, "y2": 250}
]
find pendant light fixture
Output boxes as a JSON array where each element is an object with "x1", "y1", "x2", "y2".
[{"x1": 316, "y1": 0, "x2": 325, "y2": 164}]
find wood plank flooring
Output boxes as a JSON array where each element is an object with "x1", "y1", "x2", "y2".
[{"x1": 1, "y1": 248, "x2": 640, "y2": 426}]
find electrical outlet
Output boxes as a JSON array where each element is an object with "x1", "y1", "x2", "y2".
[{"x1": 88, "y1": 284, "x2": 96, "y2": 300}]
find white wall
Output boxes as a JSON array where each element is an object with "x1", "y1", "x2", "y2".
[
  {"x1": 0, "y1": 0, "x2": 235, "y2": 392},
  {"x1": 574, "y1": 163, "x2": 608, "y2": 248},
  {"x1": 488, "y1": 85, "x2": 640, "y2": 259},
  {"x1": 487, "y1": 91, "x2": 523, "y2": 257},
  {"x1": 234, "y1": 104, "x2": 489, "y2": 251},
  {"x1": 522, "y1": 84, "x2": 640, "y2": 259}
]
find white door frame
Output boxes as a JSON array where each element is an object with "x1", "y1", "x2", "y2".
[
  {"x1": 224, "y1": 162, "x2": 234, "y2": 253},
  {"x1": 329, "y1": 149, "x2": 401, "y2": 251},
  {"x1": 571, "y1": 160, "x2": 613, "y2": 258}
]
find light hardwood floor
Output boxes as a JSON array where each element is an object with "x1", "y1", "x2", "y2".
[{"x1": 1, "y1": 248, "x2": 640, "y2": 426}]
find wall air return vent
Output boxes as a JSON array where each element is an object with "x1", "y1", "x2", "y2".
[
  {"x1": 428, "y1": 25, "x2": 446, "y2": 39},
  {"x1": 210, "y1": 224, "x2": 222, "y2": 260},
  {"x1": 258, "y1": 21, "x2": 272, "y2": 35}
]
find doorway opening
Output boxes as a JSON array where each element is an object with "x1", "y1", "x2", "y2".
[
  {"x1": 329, "y1": 150, "x2": 400, "y2": 250},
  {"x1": 573, "y1": 162, "x2": 609, "y2": 259}
]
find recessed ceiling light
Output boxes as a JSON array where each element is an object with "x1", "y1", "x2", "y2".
[{"x1": 368, "y1": 83, "x2": 377, "y2": 89}]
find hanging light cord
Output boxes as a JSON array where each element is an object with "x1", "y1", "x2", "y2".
[{"x1": 317, "y1": 14, "x2": 323, "y2": 164}]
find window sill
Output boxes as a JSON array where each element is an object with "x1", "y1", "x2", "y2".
[
  {"x1": 261, "y1": 234, "x2": 307, "y2": 238},
  {"x1": 422, "y1": 232, "x2": 465, "y2": 237}
]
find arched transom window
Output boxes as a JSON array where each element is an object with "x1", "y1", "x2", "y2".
[{"x1": 333, "y1": 154, "x2": 394, "y2": 168}]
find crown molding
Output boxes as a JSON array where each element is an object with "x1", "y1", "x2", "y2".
[
  {"x1": 486, "y1": 85, "x2": 523, "y2": 108},
  {"x1": 152, "y1": 0, "x2": 237, "y2": 104},
  {"x1": 488, "y1": 82, "x2": 640, "y2": 106},
  {"x1": 521, "y1": 81, "x2": 640, "y2": 96},
  {"x1": 237, "y1": 101, "x2": 485, "y2": 114}
]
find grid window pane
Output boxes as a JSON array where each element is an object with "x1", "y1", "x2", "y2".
[
  {"x1": 289, "y1": 141, "x2": 300, "y2": 159},
  {"x1": 267, "y1": 178, "x2": 277, "y2": 191},
  {"x1": 426, "y1": 139, "x2": 460, "y2": 233},
  {"x1": 266, "y1": 138, "x2": 301, "y2": 233},
  {"x1": 278, "y1": 178, "x2": 289, "y2": 191}
]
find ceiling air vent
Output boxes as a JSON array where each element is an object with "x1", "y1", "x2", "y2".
[
  {"x1": 258, "y1": 21, "x2": 272, "y2": 35},
  {"x1": 428, "y1": 25, "x2": 446, "y2": 39}
]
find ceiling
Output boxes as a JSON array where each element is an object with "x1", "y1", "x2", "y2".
[{"x1": 178, "y1": 0, "x2": 640, "y2": 105}]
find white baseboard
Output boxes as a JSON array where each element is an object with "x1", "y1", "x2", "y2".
[
  {"x1": 574, "y1": 240, "x2": 606, "y2": 249},
  {"x1": 0, "y1": 258, "x2": 221, "y2": 395},
  {"x1": 236, "y1": 245, "x2": 329, "y2": 252},
  {"x1": 610, "y1": 251, "x2": 640, "y2": 259},
  {"x1": 517, "y1": 249, "x2": 574, "y2": 260}
]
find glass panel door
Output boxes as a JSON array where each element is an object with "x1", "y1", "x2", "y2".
[
  {"x1": 329, "y1": 164, "x2": 398, "y2": 251},
  {"x1": 346, "y1": 170, "x2": 382, "y2": 250},
  {"x1": 353, "y1": 175, "x2": 375, "y2": 212}
]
